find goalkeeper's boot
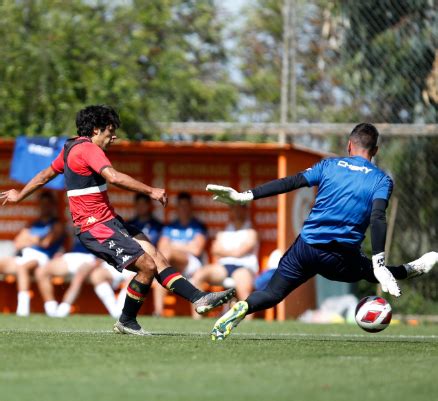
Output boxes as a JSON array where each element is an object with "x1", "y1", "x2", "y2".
[
  {"x1": 211, "y1": 300, "x2": 248, "y2": 341},
  {"x1": 404, "y1": 251, "x2": 438, "y2": 279},
  {"x1": 194, "y1": 288, "x2": 236, "y2": 314},
  {"x1": 113, "y1": 318, "x2": 151, "y2": 336}
]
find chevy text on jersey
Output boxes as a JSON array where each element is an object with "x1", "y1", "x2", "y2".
[
  {"x1": 301, "y1": 156, "x2": 393, "y2": 247},
  {"x1": 51, "y1": 137, "x2": 117, "y2": 233}
]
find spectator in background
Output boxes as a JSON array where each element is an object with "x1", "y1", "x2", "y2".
[
  {"x1": 191, "y1": 204, "x2": 258, "y2": 317},
  {"x1": 127, "y1": 193, "x2": 163, "y2": 246},
  {"x1": 155, "y1": 192, "x2": 207, "y2": 316},
  {"x1": 86, "y1": 262, "x2": 136, "y2": 318},
  {"x1": 0, "y1": 191, "x2": 65, "y2": 316},
  {"x1": 254, "y1": 249, "x2": 282, "y2": 291},
  {"x1": 35, "y1": 236, "x2": 99, "y2": 317}
]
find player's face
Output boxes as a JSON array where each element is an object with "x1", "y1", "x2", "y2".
[{"x1": 97, "y1": 125, "x2": 117, "y2": 150}]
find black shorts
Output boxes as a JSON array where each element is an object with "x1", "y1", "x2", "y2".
[
  {"x1": 276, "y1": 235, "x2": 376, "y2": 291},
  {"x1": 78, "y1": 216, "x2": 145, "y2": 272}
]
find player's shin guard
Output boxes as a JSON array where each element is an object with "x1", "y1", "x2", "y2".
[
  {"x1": 120, "y1": 278, "x2": 150, "y2": 322},
  {"x1": 246, "y1": 270, "x2": 295, "y2": 314},
  {"x1": 156, "y1": 267, "x2": 203, "y2": 303}
]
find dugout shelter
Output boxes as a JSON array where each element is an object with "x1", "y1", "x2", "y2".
[{"x1": 0, "y1": 139, "x2": 329, "y2": 320}]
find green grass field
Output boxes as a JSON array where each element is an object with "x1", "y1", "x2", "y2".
[{"x1": 0, "y1": 315, "x2": 437, "y2": 401}]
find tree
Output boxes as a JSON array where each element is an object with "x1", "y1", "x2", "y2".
[
  {"x1": 0, "y1": 0, "x2": 237, "y2": 138},
  {"x1": 337, "y1": 0, "x2": 437, "y2": 123}
]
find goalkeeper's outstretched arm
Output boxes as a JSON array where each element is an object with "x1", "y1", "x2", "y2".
[
  {"x1": 250, "y1": 173, "x2": 309, "y2": 200},
  {"x1": 207, "y1": 173, "x2": 309, "y2": 205},
  {"x1": 370, "y1": 198, "x2": 401, "y2": 297}
]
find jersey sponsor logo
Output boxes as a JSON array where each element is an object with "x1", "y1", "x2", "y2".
[
  {"x1": 87, "y1": 216, "x2": 98, "y2": 224},
  {"x1": 337, "y1": 160, "x2": 372, "y2": 174}
]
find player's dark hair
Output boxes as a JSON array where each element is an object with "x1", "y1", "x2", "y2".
[
  {"x1": 349, "y1": 123, "x2": 379, "y2": 151},
  {"x1": 177, "y1": 192, "x2": 192, "y2": 202},
  {"x1": 134, "y1": 193, "x2": 151, "y2": 203},
  {"x1": 76, "y1": 105, "x2": 121, "y2": 137}
]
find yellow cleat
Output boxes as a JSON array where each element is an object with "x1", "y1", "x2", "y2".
[{"x1": 210, "y1": 301, "x2": 248, "y2": 341}]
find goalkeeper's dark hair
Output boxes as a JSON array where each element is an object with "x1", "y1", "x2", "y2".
[
  {"x1": 349, "y1": 123, "x2": 379, "y2": 151},
  {"x1": 76, "y1": 105, "x2": 121, "y2": 137}
]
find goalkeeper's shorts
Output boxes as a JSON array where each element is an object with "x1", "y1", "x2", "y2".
[{"x1": 276, "y1": 235, "x2": 378, "y2": 286}]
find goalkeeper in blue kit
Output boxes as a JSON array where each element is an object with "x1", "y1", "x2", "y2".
[{"x1": 207, "y1": 123, "x2": 438, "y2": 340}]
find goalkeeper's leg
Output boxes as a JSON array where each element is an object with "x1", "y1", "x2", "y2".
[{"x1": 211, "y1": 270, "x2": 306, "y2": 340}]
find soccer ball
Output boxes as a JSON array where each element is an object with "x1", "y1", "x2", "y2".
[{"x1": 355, "y1": 296, "x2": 392, "y2": 333}]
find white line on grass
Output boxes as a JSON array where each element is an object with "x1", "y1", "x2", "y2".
[{"x1": 0, "y1": 328, "x2": 437, "y2": 341}]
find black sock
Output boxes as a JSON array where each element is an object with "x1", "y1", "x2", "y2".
[
  {"x1": 156, "y1": 267, "x2": 203, "y2": 303},
  {"x1": 121, "y1": 278, "x2": 151, "y2": 322}
]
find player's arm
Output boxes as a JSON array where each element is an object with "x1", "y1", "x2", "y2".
[
  {"x1": 13, "y1": 227, "x2": 38, "y2": 250},
  {"x1": 207, "y1": 173, "x2": 309, "y2": 205},
  {"x1": 169, "y1": 233, "x2": 207, "y2": 258},
  {"x1": 370, "y1": 199, "x2": 388, "y2": 256},
  {"x1": 214, "y1": 229, "x2": 258, "y2": 258},
  {"x1": 370, "y1": 196, "x2": 401, "y2": 297},
  {"x1": 250, "y1": 174, "x2": 309, "y2": 199},
  {"x1": 0, "y1": 166, "x2": 59, "y2": 205},
  {"x1": 101, "y1": 166, "x2": 168, "y2": 207}
]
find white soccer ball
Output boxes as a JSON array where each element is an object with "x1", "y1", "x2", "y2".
[{"x1": 355, "y1": 296, "x2": 392, "y2": 333}]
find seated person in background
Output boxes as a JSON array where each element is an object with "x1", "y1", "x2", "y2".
[
  {"x1": 86, "y1": 262, "x2": 136, "y2": 319},
  {"x1": 254, "y1": 249, "x2": 282, "y2": 291},
  {"x1": 0, "y1": 191, "x2": 64, "y2": 316},
  {"x1": 155, "y1": 191, "x2": 207, "y2": 316},
  {"x1": 191, "y1": 204, "x2": 258, "y2": 317},
  {"x1": 35, "y1": 236, "x2": 99, "y2": 317},
  {"x1": 127, "y1": 193, "x2": 163, "y2": 246}
]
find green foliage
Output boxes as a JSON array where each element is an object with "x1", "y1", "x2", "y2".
[
  {"x1": 237, "y1": 0, "x2": 437, "y2": 123},
  {"x1": 0, "y1": 0, "x2": 237, "y2": 138},
  {"x1": 337, "y1": 0, "x2": 437, "y2": 122}
]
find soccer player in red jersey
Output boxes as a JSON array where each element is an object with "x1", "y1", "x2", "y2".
[{"x1": 0, "y1": 105, "x2": 235, "y2": 335}]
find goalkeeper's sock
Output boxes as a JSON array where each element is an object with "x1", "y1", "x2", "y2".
[
  {"x1": 120, "y1": 278, "x2": 150, "y2": 322},
  {"x1": 156, "y1": 267, "x2": 203, "y2": 303},
  {"x1": 246, "y1": 270, "x2": 293, "y2": 314}
]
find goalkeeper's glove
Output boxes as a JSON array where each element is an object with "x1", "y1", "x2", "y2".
[
  {"x1": 206, "y1": 184, "x2": 254, "y2": 205},
  {"x1": 372, "y1": 252, "x2": 401, "y2": 297}
]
